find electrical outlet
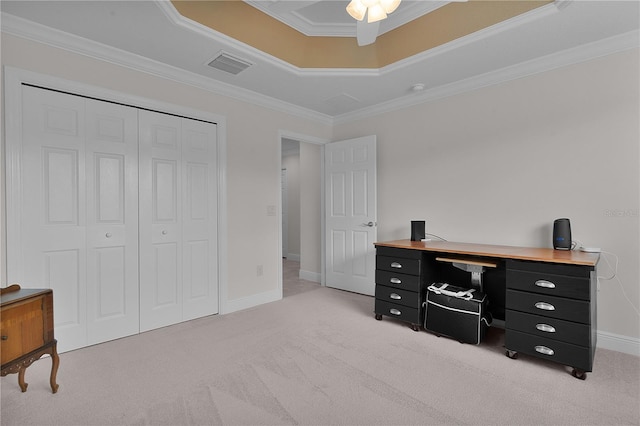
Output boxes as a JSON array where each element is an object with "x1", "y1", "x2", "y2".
[{"x1": 257, "y1": 265, "x2": 263, "y2": 276}]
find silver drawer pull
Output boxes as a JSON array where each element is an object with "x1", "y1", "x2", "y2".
[
  {"x1": 535, "y1": 279, "x2": 556, "y2": 289},
  {"x1": 390, "y1": 262, "x2": 402, "y2": 269},
  {"x1": 389, "y1": 308, "x2": 401, "y2": 316},
  {"x1": 536, "y1": 323, "x2": 556, "y2": 333},
  {"x1": 535, "y1": 345, "x2": 555, "y2": 356},
  {"x1": 390, "y1": 293, "x2": 401, "y2": 300},
  {"x1": 390, "y1": 277, "x2": 402, "y2": 284},
  {"x1": 535, "y1": 302, "x2": 555, "y2": 311}
]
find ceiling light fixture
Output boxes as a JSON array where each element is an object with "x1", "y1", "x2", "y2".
[{"x1": 346, "y1": 0, "x2": 401, "y2": 23}]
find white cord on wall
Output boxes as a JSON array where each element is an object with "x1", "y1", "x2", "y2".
[{"x1": 597, "y1": 250, "x2": 640, "y2": 317}]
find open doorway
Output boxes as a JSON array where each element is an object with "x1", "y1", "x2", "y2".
[{"x1": 280, "y1": 136, "x2": 323, "y2": 297}]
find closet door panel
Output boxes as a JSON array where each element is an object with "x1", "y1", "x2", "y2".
[
  {"x1": 20, "y1": 86, "x2": 88, "y2": 352},
  {"x1": 182, "y1": 119, "x2": 218, "y2": 320},
  {"x1": 85, "y1": 100, "x2": 139, "y2": 344},
  {"x1": 139, "y1": 110, "x2": 183, "y2": 332}
]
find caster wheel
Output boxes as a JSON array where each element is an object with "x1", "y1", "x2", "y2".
[
  {"x1": 506, "y1": 350, "x2": 518, "y2": 359},
  {"x1": 375, "y1": 314, "x2": 382, "y2": 321},
  {"x1": 571, "y1": 368, "x2": 587, "y2": 380},
  {"x1": 411, "y1": 324, "x2": 420, "y2": 332}
]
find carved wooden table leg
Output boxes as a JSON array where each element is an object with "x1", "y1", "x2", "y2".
[
  {"x1": 49, "y1": 341, "x2": 60, "y2": 393},
  {"x1": 17, "y1": 367, "x2": 28, "y2": 392}
]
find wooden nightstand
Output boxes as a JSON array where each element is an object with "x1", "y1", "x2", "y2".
[{"x1": 1, "y1": 284, "x2": 60, "y2": 393}]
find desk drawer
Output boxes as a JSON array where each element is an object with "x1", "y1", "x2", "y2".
[
  {"x1": 507, "y1": 270, "x2": 590, "y2": 300},
  {"x1": 375, "y1": 299, "x2": 420, "y2": 325},
  {"x1": 507, "y1": 289, "x2": 590, "y2": 323},
  {"x1": 376, "y1": 246, "x2": 423, "y2": 260},
  {"x1": 506, "y1": 310, "x2": 590, "y2": 347},
  {"x1": 505, "y1": 329, "x2": 593, "y2": 372},
  {"x1": 377, "y1": 256, "x2": 421, "y2": 276},
  {"x1": 375, "y1": 270, "x2": 421, "y2": 291},
  {"x1": 375, "y1": 285, "x2": 420, "y2": 309}
]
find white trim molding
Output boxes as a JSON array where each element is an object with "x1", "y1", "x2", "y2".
[
  {"x1": 597, "y1": 330, "x2": 640, "y2": 357},
  {"x1": 300, "y1": 269, "x2": 321, "y2": 284},
  {"x1": 223, "y1": 289, "x2": 282, "y2": 315}
]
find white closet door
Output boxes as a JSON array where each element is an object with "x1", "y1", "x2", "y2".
[
  {"x1": 85, "y1": 99, "x2": 139, "y2": 344},
  {"x1": 139, "y1": 111, "x2": 219, "y2": 330},
  {"x1": 21, "y1": 86, "x2": 89, "y2": 351},
  {"x1": 182, "y1": 118, "x2": 218, "y2": 320},
  {"x1": 139, "y1": 110, "x2": 183, "y2": 331},
  {"x1": 20, "y1": 87, "x2": 140, "y2": 352}
]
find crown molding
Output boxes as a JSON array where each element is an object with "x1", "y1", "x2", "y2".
[
  {"x1": 334, "y1": 29, "x2": 640, "y2": 125},
  {"x1": 2, "y1": 3, "x2": 638, "y2": 127},
  {"x1": 160, "y1": 1, "x2": 561, "y2": 78},
  {"x1": 0, "y1": 11, "x2": 334, "y2": 127}
]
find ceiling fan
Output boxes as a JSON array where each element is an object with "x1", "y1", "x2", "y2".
[
  {"x1": 247, "y1": 1, "x2": 463, "y2": 48},
  {"x1": 346, "y1": 0, "x2": 402, "y2": 46},
  {"x1": 247, "y1": 0, "x2": 400, "y2": 47}
]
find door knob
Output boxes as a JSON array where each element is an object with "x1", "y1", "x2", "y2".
[
  {"x1": 362, "y1": 221, "x2": 375, "y2": 227},
  {"x1": 161, "y1": 230, "x2": 167, "y2": 235},
  {"x1": 105, "y1": 232, "x2": 112, "y2": 238}
]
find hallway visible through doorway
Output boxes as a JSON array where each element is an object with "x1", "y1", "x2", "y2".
[{"x1": 283, "y1": 258, "x2": 320, "y2": 297}]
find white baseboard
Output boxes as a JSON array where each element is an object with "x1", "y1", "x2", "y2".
[
  {"x1": 286, "y1": 254, "x2": 300, "y2": 262},
  {"x1": 597, "y1": 330, "x2": 640, "y2": 357},
  {"x1": 299, "y1": 269, "x2": 321, "y2": 283},
  {"x1": 221, "y1": 288, "x2": 281, "y2": 315}
]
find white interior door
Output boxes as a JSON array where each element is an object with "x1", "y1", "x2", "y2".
[
  {"x1": 19, "y1": 86, "x2": 140, "y2": 352},
  {"x1": 181, "y1": 118, "x2": 219, "y2": 321},
  {"x1": 20, "y1": 86, "x2": 88, "y2": 351},
  {"x1": 139, "y1": 110, "x2": 183, "y2": 331},
  {"x1": 85, "y1": 99, "x2": 139, "y2": 345},
  {"x1": 324, "y1": 135, "x2": 377, "y2": 296},
  {"x1": 139, "y1": 111, "x2": 219, "y2": 331}
]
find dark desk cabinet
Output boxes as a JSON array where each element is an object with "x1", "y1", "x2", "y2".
[
  {"x1": 505, "y1": 259, "x2": 597, "y2": 379},
  {"x1": 374, "y1": 246, "x2": 427, "y2": 331},
  {"x1": 373, "y1": 240, "x2": 600, "y2": 379}
]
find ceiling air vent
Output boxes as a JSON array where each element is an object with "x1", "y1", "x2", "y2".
[{"x1": 207, "y1": 52, "x2": 252, "y2": 75}]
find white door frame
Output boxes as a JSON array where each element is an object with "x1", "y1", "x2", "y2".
[
  {"x1": 281, "y1": 168, "x2": 288, "y2": 259},
  {"x1": 3, "y1": 66, "x2": 228, "y2": 313}
]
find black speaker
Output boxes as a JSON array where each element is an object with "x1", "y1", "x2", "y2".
[
  {"x1": 411, "y1": 221, "x2": 425, "y2": 241},
  {"x1": 553, "y1": 218, "x2": 572, "y2": 250}
]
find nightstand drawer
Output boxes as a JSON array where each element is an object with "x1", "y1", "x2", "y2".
[
  {"x1": 506, "y1": 309, "x2": 591, "y2": 347},
  {"x1": 1, "y1": 299, "x2": 45, "y2": 365},
  {"x1": 507, "y1": 270, "x2": 590, "y2": 300},
  {"x1": 376, "y1": 255, "x2": 421, "y2": 276},
  {"x1": 375, "y1": 270, "x2": 421, "y2": 291},
  {"x1": 505, "y1": 329, "x2": 593, "y2": 372},
  {"x1": 507, "y1": 289, "x2": 590, "y2": 323},
  {"x1": 374, "y1": 299, "x2": 420, "y2": 325},
  {"x1": 375, "y1": 285, "x2": 420, "y2": 309}
]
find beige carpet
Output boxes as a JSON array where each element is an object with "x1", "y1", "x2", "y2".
[{"x1": 2, "y1": 267, "x2": 639, "y2": 425}]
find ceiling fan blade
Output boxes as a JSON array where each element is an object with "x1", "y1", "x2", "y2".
[{"x1": 356, "y1": 20, "x2": 380, "y2": 46}]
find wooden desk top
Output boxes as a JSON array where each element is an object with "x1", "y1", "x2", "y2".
[
  {"x1": 1, "y1": 285, "x2": 52, "y2": 306},
  {"x1": 374, "y1": 240, "x2": 600, "y2": 266}
]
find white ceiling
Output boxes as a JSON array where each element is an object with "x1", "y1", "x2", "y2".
[{"x1": 1, "y1": 1, "x2": 638, "y2": 122}]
